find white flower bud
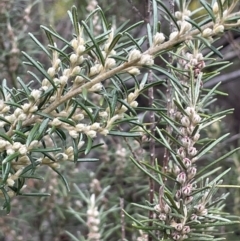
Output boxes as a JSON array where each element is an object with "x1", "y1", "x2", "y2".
[
  {"x1": 13, "y1": 142, "x2": 21, "y2": 150},
  {"x1": 153, "y1": 32, "x2": 165, "y2": 46},
  {"x1": 77, "y1": 45, "x2": 86, "y2": 55},
  {"x1": 73, "y1": 113, "x2": 84, "y2": 121},
  {"x1": 87, "y1": 130, "x2": 97, "y2": 138},
  {"x1": 19, "y1": 146, "x2": 28, "y2": 155},
  {"x1": 69, "y1": 130, "x2": 79, "y2": 138},
  {"x1": 59, "y1": 76, "x2": 68, "y2": 85},
  {"x1": 78, "y1": 141, "x2": 85, "y2": 149},
  {"x1": 140, "y1": 54, "x2": 154, "y2": 66},
  {"x1": 130, "y1": 101, "x2": 138, "y2": 107},
  {"x1": 52, "y1": 118, "x2": 62, "y2": 126},
  {"x1": 127, "y1": 67, "x2": 140, "y2": 75},
  {"x1": 2, "y1": 106, "x2": 10, "y2": 113},
  {"x1": 7, "y1": 178, "x2": 15, "y2": 186},
  {"x1": 63, "y1": 68, "x2": 71, "y2": 76},
  {"x1": 180, "y1": 21, "x2": 192, "y2": 33},
  {"x1": 169, "y1": 31, "x2": 179, "y2": 40},
  {"x1": 128, "y1": 49, "x2": 141, "y2": 62},
  {"x1": 74, "y1": 76, "x2": 84, "y2": 84},
  {"x1": 89, "y1": 83, "x2": 103, "y2": 92},
  {"x1": 76, "y1": 123, "x2": 85, "y2": 131},
  {"x1": 213, "y1": 24, "x2": 224, "y2": 34},
  {"x1": 31, "y1": 89, "x2": 41, "y2": 101},
  {"x1": 71, "y1": 38, "x2": 78, "y2": 49},
  {"x1": 22, "y1": 103, "x2": 31, "y2": 113},
  {"x1": 91, "y1": 123, "x2": 100, "y2": 130},
  {"x1": 47, "y1": 67, "x2": 55, "y2": 77},
  {"x1": 175, "y1": 11, "x2": 182, "y2": 20},
  {"x1": 29, "y1": 106, "x2": 38, "y2": 113},
  {"x1": 202, "y1": 28, "x2": 213, "y2": 38},
  {"x1": 71, "y1": 66, "x2": 81, "y2": 75},
  {"x1": 70, "y1": 54, "x2": 78, "y2": 64},
  {"x1": 105, "y1": 58, "x2": 116, "y2": 69},
  {"x1": 99, "y1": 111, "x2": 108, "y2": 118},
  {"x1": 18, "y1": 113, "x2": 26, "y2": 121},
  {"x1": 100, "y1": 129, "x2": 109, "y2": 135},
  {"x1": 53, "y1": 59, "x2": 61, "y2": 69},
  {"x1": 89, "y1": 64, "x2": 102, "y2": 76},
  {"x1": 213, "y1": 2, "x2": 219, "y2": 14}
]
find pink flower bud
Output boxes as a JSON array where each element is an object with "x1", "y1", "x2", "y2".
[
  {"x1": 182, "y1": 226, "x2": 190, "y2": 234},
  {"x1": 188, "y1": 167, "x2": 197, "y2": 179},
  {"x1": 176, "y1": 172, "x2": 186, "y2": 184},
  {"x1": 188, "y1": 147, "x2": 197, "y2": 156},
  {"x1": 183, "y1": 158, "x2": 191, "y2": 168},
  {"x1": 182, "y1": 184, "x2": 192, "y2": 196}
]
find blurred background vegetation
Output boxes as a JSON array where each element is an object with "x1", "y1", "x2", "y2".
[{"x1": 0, "y1": 0, "x2": 240, "y2": 240}]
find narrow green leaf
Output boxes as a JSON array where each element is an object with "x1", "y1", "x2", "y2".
[
  {"x1": 118, "y1": 99, "x2": 137, "y2": 116},
  {"x1": 74, "y1": 99, "x2": 94, "y2": 123},
  {"x1": 41, "y1": 26, "x2": 71, "y2": 47},
  {"x1": 51, "y1": 167, "x2": 70, "y2": 191},
  {"x1": 2, "y1": 152, "x2": 20, "y2": 164},
  {"x1": 81, "y1": 21, "x2": 105, "y2": 65},
  {"x1": 26, "y1": 123, "x2": 40, "y2": 146},
  {"x1": 85, "y1": 136, "x2": 93, "y2": 155},
  {"x1": 22, "y1": 51, "x2": 56, "y2": 89},
  {"x1": 195, "y1": 36, "x2": 223, "y2": 59},
  {"x1": 156, "y1": 0, "x2": 180, "y2": 31},
  {"x1": 0, "y1": 132, "x2": 12, "y2": 144},
  {"x1": 31, "y1": 147, "x2": 61, "y2": 153},
  {"x1": 1, "y1": 188, "x2": 11, "y2": 214},
  {"x1": 200, "y1": 0, "x2": 216, "y2": 22},
  {"x1": 108, "y1": 33, "x2": 123, "y2": 53},
  {"x1": 72, "y1": 6, "x2": 80, "y2": 36},
  {"x1": 108, "y1": 131, "x2": 141, "y2": 137},
  {"x1": 28, "y1": 33, "x2": 50, "y2": 57},
  {"x1": 124, "y1": 32, "x2": 142, "y2": 51},
  {"x1": 196, "y1": 133, "x2": 229, "y2": 159}
]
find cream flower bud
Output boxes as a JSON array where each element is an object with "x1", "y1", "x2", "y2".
[
  {"x1": 89, "y1": 83, "x2": 103, "y2": 92},
  {"x1": 2, "y1": 106, "x2": 10, "y2": 113},
  {"x1": 22, "y1": 103, "x2": 31, "y2": 113},
  {"x1": 74, "y1": 76, "x2": 84, "y2": 84},
  {"x1": 47, "y1": 67, "x2": 55, "y2": 77},
  {"x1": 71, "y1": 66, "x2": 81, "y2": 75},
  {"x1": 70, "y1": 54, "x2": 78, "y2": 64},
  {"x1": 19, "y1": 146, "x2": 28, "y2": 155},
  {"x1": 59, "y1": 76, "x2": 68, "y2": 85},
  {"x1": 18, "y1": 113, "x2": 27, "y2": 121},
  {"x1": 213, "y1": 2, "x2": 219, "y2": 14},
  {"x1": 99, "y1": 129, "x2": 109, "y2": 136},
  {"x1": 76, "y1": 123, "x2": 85, "y2": 131},
  {"x1": 175, "y1": 11, "x2": 182, "y2": 20},
  {"x1": 99, "y1": 111, "x2": 108, "y2": 118},
  {"x1": 53, "y1": 59, "x2": 61, "y2": 69},
  {"x1": 127, "y1": 67, "x2": 140, "y2": 75},
  {"x1": 78, "y1": 141, "x2": 85, "y2": 149},
  {"x1": 73, "y1": 113, "x2": 84, "y2": 121},
  {"x1": 69, "y1": 130, "x2": 79, "y2": 138},
  {"x1": 153, "y1": 32, "x2": 165, "y2": 46},
  {"x1": 128, "y1": 49, "x2": 141, "y2": 62},
  {"x1": 29, "y1": 106, "x2": 38, "y2": 113},
  {"x1": 89, "y1": 64, "x2": 102, "y2": 76},
  {"x1": 7, "y1": 178, "x2": 15, "y2": 186},
  {"x1": 130, "y1": 101, "x2": 138, "y2": 107},
  {"x1": 128, "y1": 92, "x2": 135, "y2": 102},
  {"x1": 180, "y1": 21, "x2": 192, "y2": 33},
  {"x1": 71, "y1": 38, "x2": 78, "y2": 49},
  {"x1": 77, "y1": 45, "x2": 86, "y2": 55},
  {"x1": 13, "y1": 142, "x2": 21, "y2": 150},
  {"x1": 213, "y1": 24, "x2": 224, "y2": 34},
  {"x1": 140, "y1": 54, "x2": 154, "y2": 66},
  {"x1": 52, "y1": 118, "x2": 62, "y2": 126},
  {"x1": 63, "y1": 68, "x2": 71, "y2": 76},
  {"x1": 169, "y1": 31, "x2": 179, "y2": 40},
  {"x1": 31, "y1": 89, "x2": 41, "y2": 101},
  {"x1": 202, "y1": 28, "x2": 213, "y2": 38},
  {"x1": 87, "y1": 130, "x2": 97, "y2": 138},
  {"x1": 105, "y1": 58, "x2": 116, "y2": 69},
  {"x1": 91, "y1": 123, "x2": 100, "y2": 130}
]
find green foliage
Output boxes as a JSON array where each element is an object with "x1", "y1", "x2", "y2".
[{"x1": 1, "y1": 0, "x2": 240, "y2": 240}]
